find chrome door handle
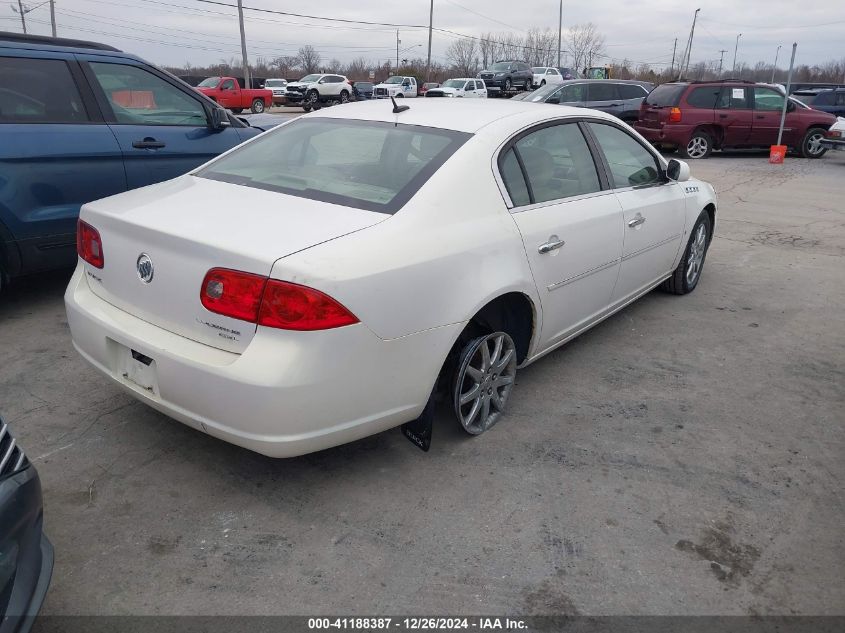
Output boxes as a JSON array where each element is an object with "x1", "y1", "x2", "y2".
[
  {"x1": 538, "y1": 236, "x2": 565, "y2": 254},
  {"x1": 627, "y1": 215, "x2": 646, "y2": 228}
]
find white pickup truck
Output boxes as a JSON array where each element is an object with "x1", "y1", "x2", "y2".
[{"x1": 373, "y1": 76, "x2": 418, "y2": 99}]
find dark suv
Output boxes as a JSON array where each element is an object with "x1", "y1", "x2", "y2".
[
  {"x1": 477, "y1": 61, "x2": 533, "y2": 93},
  {"x1": 635, "y1": 80, "x2": 837, "y2": 159},
  {"x1": 517, "y1": 79, "x2": 653, "y2": 122},
  {"x1": 792, "y1": 88, "x2": 845, "y2": 116}
]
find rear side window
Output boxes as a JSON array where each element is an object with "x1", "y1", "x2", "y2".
[
  {"x1": 618, "y1": 84, "x2": 648, "y2": 100},
  {"x1": 645, "y1": 84, "x2": 686, "y2": 106},
  {"x1": 197, "y1": 119, "x2": 470, "y2": 214},
  {"x1": 685, "y1": 86, "x2": 721, "y2": 108},
  {"x1": 588, "y1": 83, "x2": 617, "y2": 101},
  {"x1": 812, "y1": 91, "x2": 834, "y2": 106},
  {"x1": 500, "y1": 149, "x2": 530, "y2": 207},
  {"x1": 0, "y1": 57, "x2": 88, "y2": 123},
  {"x1": 717, "y1": 86, "x2": 751, "y2": 109},
  {"x1": 588, "y1": 122, "x2": 661, "y2": 188},
  {"x1": 837, "y1": 92, "x2": 845, "y2": 106}
]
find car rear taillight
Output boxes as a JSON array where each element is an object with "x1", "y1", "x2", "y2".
[
  {"x1": 200, "y1": 269, "x2": 358, "y2": 331},
  {"x1": 77, "y1": 219, "x2": 104, "y2": 268},
  {"x1": 825, "y1": 129, "x2": 842, "y2": 139},
  {"x1": 259, "y1": 280, "x2": 358, "y2": 331},
  {"x1": 201, "y1": 268, "x2": 267, "y2": 322},
  {"x1": 668, "y1": 107, "x2": 682, "y2": 123}
]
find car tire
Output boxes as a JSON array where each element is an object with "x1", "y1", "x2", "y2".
[
  {"x1": 302, "y1": 103, "x2": 312, "y2": 112},
  {"x1": 661, "y1": 211, "x2": 712, "y2": 295},
  {"x1": 250, "y1": 99, "x2": 265, "y2": 114},
  {"x1": 452, "y1": 331, "x2": 517, "y2": 436},
  {"x1": 799, "y1": 127, "x2": 828, "y2": 159},
  {"x1": 540, "y1": 80, "x2": 546, "y2": 87},
  {"x1": 681, "y1": 130, "x2": 713, "y2": 159},
  {"x1": 339, "y1": 89, "x2": 350, "y2": 103},
  {"x1": 230, "y1": 108, "x2": 243, "y2": 114},
  {"x1": 504, "y1": 78, "x2": 512, "y2": 92}
]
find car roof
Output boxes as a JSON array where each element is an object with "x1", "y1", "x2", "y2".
[
  {"x1": 303, "y1": 98, "x2": 616, "y2": 134},
  {"x1": 0, "y1": 30, "x2": 129, "y2": 55}
]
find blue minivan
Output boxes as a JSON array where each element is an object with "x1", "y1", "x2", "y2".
[{"x1": 0, "y1": 32, "x2": 263, "y2": 291}]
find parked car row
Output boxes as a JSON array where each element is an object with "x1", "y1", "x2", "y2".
[{"x1": 513, "y1": 79, "x2": 653, "y2": 122}]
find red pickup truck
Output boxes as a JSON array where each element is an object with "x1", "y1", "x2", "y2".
[{"x1": 195, "y1": 76, "x2": 272, "y2": 114}]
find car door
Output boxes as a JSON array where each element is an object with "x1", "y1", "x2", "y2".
[
  {"x1": 716, "y1": 86, "x2": 753, "y2": 146},
  {"x1": 546, "y1": 68, "x2": 561, "y2": 85},
  {"x1": 500, "y1": 121, "x2": 623, "y2": 349},
  {"x1": 218, "y1": 78, "x2": 238, "y2": 109},
  {"x1": 80, "y1": 57, "x2": 247, "y2": 189},
  {"x1": 465, "y1": 80, "x2": 479, "y2": 98},
  {"x1": 833, "y1": 90, "x2": 845, "y2": 116},
  {"x1": 749, "y1": 85, "x2": 791, "y2": 146},
  {"x1": 617, "y1": 83, "x2": 649, "y2": 120},
  {"x1": 585, "y1": 121, "x2": 686, "y2": 303},
  {"x1": 586, "y1": 82, "x2": 622, "y2": 116},
  {"x1": 476, "y1": 80, "x2": 487, "y2": 98},
  {"x1": 0, "y1": 53, "x2": 126, "y2": 274}
]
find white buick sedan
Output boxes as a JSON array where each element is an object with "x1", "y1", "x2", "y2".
[{"x1": 66, "y1": 99, "x2": 717, "y2": 458}]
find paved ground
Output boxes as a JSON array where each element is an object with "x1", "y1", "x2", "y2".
[{"x1": 2, "y1": 149, "x2": 843, "y2": 617}]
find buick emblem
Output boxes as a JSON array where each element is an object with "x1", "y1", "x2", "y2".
[{"x1": 136, "y1": 253, "x2": 154, "y2": 284}]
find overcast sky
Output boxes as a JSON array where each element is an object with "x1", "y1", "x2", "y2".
[{"x1": 4, "y1": 0, "x2": 843, "y2": 73}]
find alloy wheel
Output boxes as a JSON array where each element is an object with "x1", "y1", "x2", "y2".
[
  {"x1": 686, "y1": 136, "x2": 709, "y2": 159},
  {"x1": 685, "y1": 223, "x2": 708, "y2": 286},
  {"x1": 807, "y1": 131, "x2": 825, "y2": 156},
  {"x1": 454, "y1": 332, "x2": 517, "y2": 435}
]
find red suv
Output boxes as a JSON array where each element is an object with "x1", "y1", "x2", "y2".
[{"x1": 634, "y1": 80, "x2": 836, "y2": 159}]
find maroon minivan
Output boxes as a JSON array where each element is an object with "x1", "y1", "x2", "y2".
[{"x1": 634, "y1": 81, "x2": 836, "y2": 159}]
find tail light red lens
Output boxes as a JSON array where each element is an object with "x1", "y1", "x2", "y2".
[
  {"x1": 668, "y1": 107, "x2": 682, "y2": 123},
  {"x1": 259, "y1": 280, "x2": 359, "y2": 331},
  {"x1": 200, "y1": 268, "x2": 267, "y2": 322},
  {"x1": 200, "y1": 269, "x2": 358, "y2": 331},
  {"x1": 76, "y1": 219, "x2": 104, "y2": 268}
]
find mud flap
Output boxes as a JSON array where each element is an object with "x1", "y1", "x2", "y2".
[{"x1": 401, "y1": 392, "x2": 434, "y2": 452}]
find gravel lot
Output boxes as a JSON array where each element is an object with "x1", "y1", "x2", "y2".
[{"x1": 2, "y1": 149, "x2": 843, "y2": 617}]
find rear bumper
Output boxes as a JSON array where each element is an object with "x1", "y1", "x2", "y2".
[
  {"x1": 64, "y1": 266, "x2": 461, "y2": 458},
  {"x1": 821, "y1": 138, "x2": 845, "y2": 150},
  {"x1": 634, "y1": 123, "x2": 694, "y2": 147},
  {"x1": 0, "y1": 466, "x2": 54, "y2": 633}
]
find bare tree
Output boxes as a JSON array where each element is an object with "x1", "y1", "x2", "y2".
[
  {"x1": 567, "y1": 23, "x2": 606, "y2": 74},
  {"x1": 297, "y1": 45, "x2": 322, "y2": 74},
  {"x1": 446, "y1": 38, "x2": 478, "y2": 77},
  {"x1": 272, "y1": 55, "x2": 300, "y2": 79}
]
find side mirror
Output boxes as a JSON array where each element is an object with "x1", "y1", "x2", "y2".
[
  {"x1": 666, "y1": 158, "x2": 690, "y2": 182},
  {"x1": 209, "y1": 107, "x2": 231, "y2": 130},
  {"x1": 545, "y1": 96, "x2": 560, "y2": 104}
]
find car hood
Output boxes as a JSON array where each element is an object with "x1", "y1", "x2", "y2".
[
  {"x1": 374, "y1": 83, "x2": 403, "y2": 90},
  {"x1": 435, "y1": 87, "x2": 459, "y2": 95}
]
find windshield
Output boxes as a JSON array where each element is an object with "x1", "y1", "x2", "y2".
[
  {"x1": 489, "y1": 63, "x2": 511, "y2": 72},
  {"x1": 645, "y1": 84, "x2": 686, "y2": 106},
  {"x1": 523, "y1": 83, "x2": 563, "y2": 102},
  {"x1": 298, "y1": 74, "x2": 321, "y2": 83},
  {"x1": 443, "y1": 79, "x2": 466, "y2": 89},
  {"x1": 265, "y1": 79, "x2": 286, "y2": 87},
  {"x1": 196, "y1": 119, "x2": 471, "y2": 214},
  {"x1": 197, "y1": 77, "x2": 221, "y2": 88},
  {"x1": 384, "y1": 76, "x2": 404, "y2": 84}
]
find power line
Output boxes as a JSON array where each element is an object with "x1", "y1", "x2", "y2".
[{"x1": 442, "y1": 0, "x2": 522, "y2": 32}]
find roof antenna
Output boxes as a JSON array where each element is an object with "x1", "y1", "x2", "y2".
[{"x1": 390, "y1": 96, "x2": 410, "y2": 114}]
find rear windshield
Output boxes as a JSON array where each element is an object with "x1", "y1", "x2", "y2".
[
  {"x1": 645, "y1": 84, "x2": 686, "y2": 107},
  {"x1": 196, "y1": 119, "x2": 471, "y2": 214}
]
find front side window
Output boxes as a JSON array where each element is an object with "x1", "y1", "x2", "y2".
[
  {"x1": 753, "y1": 87, "x2": 785, "y2": 111},
  {"x1": 89, "y1": 62, "x2": 207, "y2": 126},
  {"x1": 836, "y1": 91, "x2": 845, "y2": 106},
  {"x1": 197, "y1": 119, "x2": 470, "y2": 214},
  {"x1": 0, "y1": 56, "x2": 88, "y2": 123},
  {"x1": 588, "y1": 122, "x2": 661, "y2": 188},
  {"x1": 500, "y1": 123, "x2": 601, "y2": 206},
  {"x1": 558, "y1": 83, "x2": 586, "y2": 103},
  {"x1": 221, "y1": 79, "x2": 236, "y2": 90}
]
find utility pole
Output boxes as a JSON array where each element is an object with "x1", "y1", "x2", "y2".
[
  {"x1": 49, "y1": 0, "x2": 56, "y2": 37},
  {"x1": 425, "y1": 0, "x2": 433, "y2": 81},
  {"x1": 236, "y1": 0, "x2": 251, "y2": 88},
  {"x1": 732, "y1": 33, "x2": 742, "y2": 74},
  {"x1": 669, "y1": 38, "x2": 677, "y2": 76},
  {"x1": 16, "y1": 0, "x2": 27, "y2": 33},
  {"x1": 683, "y1": 8, "x2": 700, "y2": 79},
  {"x1": 718, "y1": 49, "x2": 727, "y2": 75},
  {"x1": 777, "y1": 43, "x2": 797, "y2": 147},
  {"x1": 557, "y1": 0, "x2": 563, "y2": 68},
  {"x1": 396, "y1": 30, "x2": 400, "y2": 70},
  {"x1": 771, "y1": 45, "x2": 781, "y2": 83}
]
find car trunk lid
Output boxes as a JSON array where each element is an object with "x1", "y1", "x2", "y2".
[{"x1": 80, "y1": 175, "x2": 385, "y2": 353}]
